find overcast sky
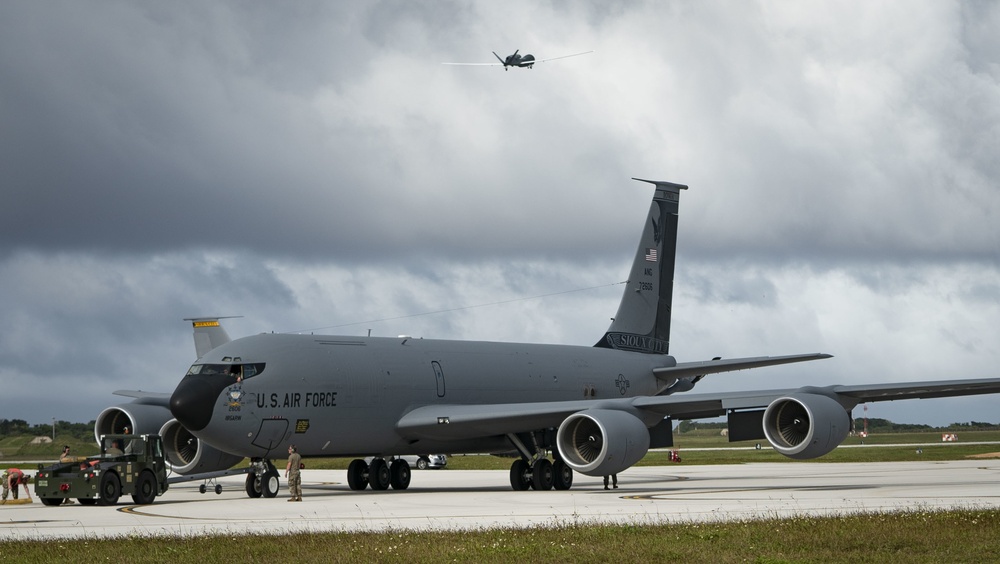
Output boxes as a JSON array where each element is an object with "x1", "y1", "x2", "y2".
[{"x1": 2, "y1": 1, "x2": 998, "y2": 429}]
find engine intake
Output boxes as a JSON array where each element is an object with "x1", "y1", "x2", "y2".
[
  {"x1": 763, "y1": 393, "x2": 850, "y2": 459},
  {"x1": 160, "y1": 419, "x2": 244, "y2": 475},
  {"x1": 555, "y1": 409, "x2": 650, "y2": 477},
  {"x1": 94, "y1": 404, "x2": 173, "y2": 444}
]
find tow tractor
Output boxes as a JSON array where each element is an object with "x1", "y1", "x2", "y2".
[{"x1": 34, "y1": 434, "x2": 168, "y2": 506}]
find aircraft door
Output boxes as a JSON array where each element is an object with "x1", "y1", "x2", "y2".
[
  {"x1": 251, "y1": 418, "x2": 290, "y2": 452},
  {"x1": 432, "y1": 361, "x2": 446, "y2": 398}
]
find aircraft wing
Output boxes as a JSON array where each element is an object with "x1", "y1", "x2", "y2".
[
  {"x1": 654, "y1": 353, "x2": 832, "y2": 381},
  {"x1": 397, "y1": 398, "x2": 625, "y2": 441},
  {"x1": 536, "y1": 50, "x2": 594, "y2": 63},
  {"x1": 634, "y1": 377, "x2": 1000, "y2": 419},
  {"x1": 441, "y1": 62, "x2": 502, "y2": 66},
  {"x1": 397, "y1": 377, "x2": 1000, "y2": 441}
]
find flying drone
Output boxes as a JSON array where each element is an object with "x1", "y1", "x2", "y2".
[{"x1": 443, "y1": 49, "x2": 593, "y2": 71}]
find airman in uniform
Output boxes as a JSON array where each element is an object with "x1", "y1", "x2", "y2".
[{"x1": 285, "y1": 444, "x2": 302, "y2": 501}]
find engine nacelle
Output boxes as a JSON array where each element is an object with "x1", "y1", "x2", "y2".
[
  {"x1": 160, "y1": 419, "x2": 244, "y2": 475},
  {"x1": 94, "y1": 404, "x2": 173, "y2": 443},
  {"x1": 763, "y1": 393, "x2": 850, "y2": 459},
  {"x1": 555, "y1": 409, "x2": 650, "y2": 477}
]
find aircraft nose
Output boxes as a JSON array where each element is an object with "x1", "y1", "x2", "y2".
[{"x1": 170, "y1": 373, "x2": 231, "y2": 432}]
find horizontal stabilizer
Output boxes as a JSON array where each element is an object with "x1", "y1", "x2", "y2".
[{"x1": 654, "y1": 353, "x2": 832, "y2": 382}]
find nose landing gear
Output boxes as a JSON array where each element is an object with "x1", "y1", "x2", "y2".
[{"x1": 245, "y1": 459, "x2": 280, "y2": 498}]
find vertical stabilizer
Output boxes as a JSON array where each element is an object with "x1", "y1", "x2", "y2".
[
  {"x1": 185, "y1": 317, "x2": 237, "y2": 359},
  {"x1": 595, "y1": 179, "x2": 687, "y2": 354}
]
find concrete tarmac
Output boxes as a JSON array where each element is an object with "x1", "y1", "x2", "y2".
[{"x1": 3, "y1": 460, "x2": 1000, "y2": 540}]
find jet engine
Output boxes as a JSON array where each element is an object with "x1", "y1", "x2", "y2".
[
  {"x1": 555, "y1": 409, "x2": 650, "y2": 476},
  {"x1": 763, "y1": 393, "x2": 851, "y2": 459},
  {"x1": 94, "y1": 404, "x2": 173, "y2": 443},
  {"x1": 159, "y1": 419, "x2": 243, "y2": 475}
]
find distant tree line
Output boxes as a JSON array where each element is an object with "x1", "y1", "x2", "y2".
[
  {"x1": 676, "y1": 417, "x2": 1000, "y2": 434},
  {"x1": 0, "y1": 419, "x2": 97, "y2": 441},
  {"x1": 852, "y1": 418, "x2": 1000, "y2": 433}
]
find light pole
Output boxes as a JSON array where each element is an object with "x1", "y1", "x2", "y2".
[{"x1": 52, "y1": 417, "x2": 55, "y2": 442}]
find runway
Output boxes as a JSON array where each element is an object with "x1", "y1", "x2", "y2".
[{"x1": 3, "y1": 460, "x2": 1000, "y2": 540}]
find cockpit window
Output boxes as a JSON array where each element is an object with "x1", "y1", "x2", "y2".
[{"x1": 186, "y1": 363, "x2": 265, "y2": 380}]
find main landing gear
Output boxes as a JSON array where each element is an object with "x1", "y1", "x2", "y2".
[
  {"x1": 509, "y1": 457, "x2": 574, "y2": 491},
  {"x1": 346, "y1": 457, "x2": 411, "y2": 491},
  {"x1": 506, "y1": 432, "x2": 574, "y2": 491},
  {"x1": 245, "y1": 459, "x2": 280, "y2": 498}
]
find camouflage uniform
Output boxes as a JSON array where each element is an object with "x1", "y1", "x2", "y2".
[{"x1": 286, "y1": 447, "x2": 302, "y2": 501}]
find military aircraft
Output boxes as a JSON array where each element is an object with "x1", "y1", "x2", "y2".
[
  {"x1": 443, "y1": 49, "x2": 593, "y2": 70},
  {"x1": 96, "y1": 178, "x2": 1000, "y2": 498}
]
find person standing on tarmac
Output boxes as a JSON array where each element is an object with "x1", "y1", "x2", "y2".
[
  {"x1": 285, "y1": 444, "x2": 302, "y2": 502},
  {"x1": 603, "y1": 473, "x2": 618, "y2": 490}
]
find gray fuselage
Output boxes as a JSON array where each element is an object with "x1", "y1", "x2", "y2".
[{"x1": 171, "y1": 333, "x2": 673, "y2": 459}]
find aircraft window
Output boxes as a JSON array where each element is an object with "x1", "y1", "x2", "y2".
[
  {"x1": 186, "y1": 364, "x2": 228, "y2": 376},
  {"x1": 186, "y1": 363, "x2": 265, "y2": 378}
]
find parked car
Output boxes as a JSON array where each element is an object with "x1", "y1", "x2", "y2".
[
  {"x1": 367, "y1": 454, "x2": 447, "y2": 470},
  {"x1": 407, "y1": 454, "x2": 447, "y2": 470}
]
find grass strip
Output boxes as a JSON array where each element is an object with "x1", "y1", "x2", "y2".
[{"x1": 2, "y1": 508, "x2": 998, "y2": 563}]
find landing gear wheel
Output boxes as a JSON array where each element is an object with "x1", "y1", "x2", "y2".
[
  {"x1": 347, "y1": 459, "x2": 369, "y2": 490},
  {"x1": 553, "y1": 459, "x2": 573, "y2": 490},
  {"x1": 369, "y1": 458, "x2": 391, "y2": 490},
  {"x1": 199, "y1": 484, "x2": 207, "y2": 494},
  {"x1": 416, "y1": 457, "x2": 429, "y2": 470},
  {"x1": 531, "y1": 458, "x2": 554, "y2": 491},
  {"x1": 131, "y1": 471, "x2": 157, "y2": 504},
  {"x1": 215, "y1": 484, "x2": 223, "y2": 495},
  {"x1": 40, "y1": 497, "x2": 61, "y2": 506},
  {"x1": 390, "y1": 459, "x2": 411, "y2": 490},
  {"x1": 97, "y1": 472, "x2": 121, "y2": 506},
  {"x1": 262, "y1": 468, "x2": 280, "y2": 498},
  {"x1": 245, "y1": 473, "x2": 262, "y2": 498},
  {"x1": 509, "y1": 459, "x2": 531, "y2": 491}
]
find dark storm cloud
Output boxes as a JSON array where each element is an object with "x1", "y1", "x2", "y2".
[
  {"x1": 0, "y1": 2, "x2": 633, "y2": 265},
  {"x1": 3, "y1": 2, "x2": 998, "y2": 265}
]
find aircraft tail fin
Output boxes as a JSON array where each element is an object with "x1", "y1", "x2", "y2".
[
  {"x1": 185, "y1": 317, "x2": 238, "y2": 359},
  {"x1": 595, "y1": 179, "x2": 687, "y2": 354}
]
